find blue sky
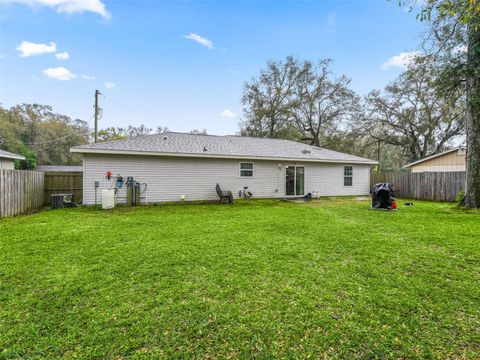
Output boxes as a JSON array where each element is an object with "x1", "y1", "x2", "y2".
[{"x1": 0, "y1": 0, "x2": 424, "y2": 135}]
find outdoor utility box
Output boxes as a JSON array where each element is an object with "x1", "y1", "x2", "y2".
[
  {"x1": 102, "y1": 189, "x2": 115, "y2": 209},
  {"x1": 372, "y1": 183, "x2": 395, "y2": 209},
  {"x1": 50, "y1": 193, "x2": 74, "y2": 209}
]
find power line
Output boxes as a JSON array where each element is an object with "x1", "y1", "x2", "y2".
[
  {"x1": 26, "y1": 115, "x2": 95, "y2": 146},
  {"x1": 27, "y1": 133, "x2": 80, "y2": 145},
  {"x1": 102, "y1": 93, "x2": 146, "y2": 124}
]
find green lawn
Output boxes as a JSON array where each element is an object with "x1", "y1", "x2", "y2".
[{"x1": 1, "y1": 199, "x2": 479, "y2": 359}]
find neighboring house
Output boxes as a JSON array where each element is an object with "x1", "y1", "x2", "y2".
[
  {"x1": 0, "y1": 150, "x2": 25, "y2": 170},
  {"x1": 404, "y1": 147, "x2": 466, "y2": 173},
  {"x1": 36, "y1": 165, "x2": 83, "y2": 172},
  {"x1": 70, "y1": 132, "x2": 377, "y2": 205}
]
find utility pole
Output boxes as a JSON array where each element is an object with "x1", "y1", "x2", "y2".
[
  {"x1": 377, "y1": 140, "x2": 381, "y2": 162},
  {"x1": 94, "y1": 89, "x2": 101, "y2": 143}
]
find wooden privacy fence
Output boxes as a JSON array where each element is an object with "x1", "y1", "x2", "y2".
[
  {"x1": 0, "y1": 170, "x2": 45, "y2": 218},
  {"x1": 371, "y1": 171, "x2": 466, "y2": 202},
  {"x1": 44, "y1": 171, "x2": 83, "y2": 205}
]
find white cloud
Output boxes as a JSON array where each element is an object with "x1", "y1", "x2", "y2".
[
  {"x1": 81, "y1": 74, "x2": 95, "y2": 80},
  {"x1": 220, "y1": 109, "x2": 238, "y2": 118},
  {"x1": 183, "y1": 33, "x2": 214, "y2": 50},
  {"x1": 104, "y1": 81, "x2": 115, "y2": 89},
  {"x1": 381, "y1": 51, "x2": 422, "y2": 70},
  {"x1": 16, "y1": 41, "x2": 56, "y2": 57},
  {"x1": 42, "y1": 66, "x2": 76, "y2": 80},
  {"x1": 55, "y1": 51, "x2": 69, "y2": 60},
  {"x1": 4, "y1": 0, "x2": 110, "y2": 18}
]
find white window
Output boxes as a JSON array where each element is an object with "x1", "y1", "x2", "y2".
[
  {"x1": 240, "y1": 162, "x2": 254, "y2": 177},
  {"x1": 344, "y1": 166, "x2": 353, "y2": 186}
]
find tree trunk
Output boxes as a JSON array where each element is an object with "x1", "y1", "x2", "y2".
[
  {"x1": 311, "y1": 132, "x2": 320, "y2": 147},
  {"x1": 465, "y1": 25, "x2": 480, "y2": 208}
]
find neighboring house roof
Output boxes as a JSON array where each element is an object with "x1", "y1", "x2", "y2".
[
  {"x1": 0, "y1": 149, "x2": 25, "y2": 161},
  {"x1": 404, "y1": 147, "x2": 465, "y2": 168},
  {"x1": 36, "y1": 165, "x2": 83, "y2": 172},
  {"x1": 71, "y1": 132, "x2": 377, "y2": 164}
]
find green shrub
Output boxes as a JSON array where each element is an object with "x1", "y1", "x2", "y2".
[{"x1": 13, "y1": 144, "x2": 37, "y2": 169}]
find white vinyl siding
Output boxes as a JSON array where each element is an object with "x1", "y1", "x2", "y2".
[
  {"x1": 82, "y1": 154, "x2": 371, "y2": 204},
  {"x1": 0, "y1": 159, "x2": 15, "y2": 170},
  {"x1": 410, "y1": 150, "x2": 466, "y2": 173},
  {"x1": 305, "y1": 163, "x2": 369, "y2": 197}
]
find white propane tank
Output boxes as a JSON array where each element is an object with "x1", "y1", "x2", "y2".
[{"x1": 102, "y1": 189, "x2": 115, "y2": 209}]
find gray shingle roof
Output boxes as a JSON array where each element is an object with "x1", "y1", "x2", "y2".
[
  {"x1": 0, "y1": 149, "x2": 25, "y2": 160},
  {"x1": 71, "y1": 132, "x2": 377, "y2": 164}
]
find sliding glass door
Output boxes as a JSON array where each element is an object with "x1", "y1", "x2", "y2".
[
  {"x1": 286, "y1": 166, "x2": 295, "y2": 196},
  {"x1": 285, "y1": 166, "x2": 304, "y2": 196},
  {"x1": 296, "y1": 166, "x2": 304, "y2": 196}
]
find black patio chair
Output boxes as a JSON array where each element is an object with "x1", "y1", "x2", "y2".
[{"x1": 216, "y1": 183, "x2": 233, "y2": 204}]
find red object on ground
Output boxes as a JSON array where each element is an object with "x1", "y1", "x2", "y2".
[
  {"x1": 106, "y1": 170, "x2": 111, "y2": 180},
  {"x1": 391, "y1": 201, "x2": 397, "y2": 210}
]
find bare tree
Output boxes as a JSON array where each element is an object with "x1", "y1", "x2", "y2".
[
  {"x1": 125, "y1": 124, "x2": 152, "y2": 137},
  {"x1": 240, "y1": 57, "x2": 358, "y2": 145},
  {"x1": 98, "y1": 127, "x2": 126, "y2": 141},
  {"x1": 156, "y1": 126, "x2": 169, "y2": 134},
  {"x1": 99, "y1": 124, "x2": 168, "y2": 141},
  {"x1": 363, "y1": 56, "x2": 464, "y2": 162},
  {"x1": 190, "y1": 129, "x2": 208, "y2": 135},
  {"x1": 292, "y1": 59, "x2": 359, "y2": 146},
  {"x1": 240, "y1": 56, "x2": 303, "y2": 139}
]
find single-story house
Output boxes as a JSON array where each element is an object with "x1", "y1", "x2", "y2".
[
  {"x1": 36, "y1": 165, "x2": 83, "y2": 172},
  {"x1": 404, "y1": 147, "x2": 466, "y2": 173},
  {"x1": 70, "y1": 132, "x2": 377, "y2": 205},
  {"x1": 0, "y1": 150, "x2": 25, "y2": 170}
]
